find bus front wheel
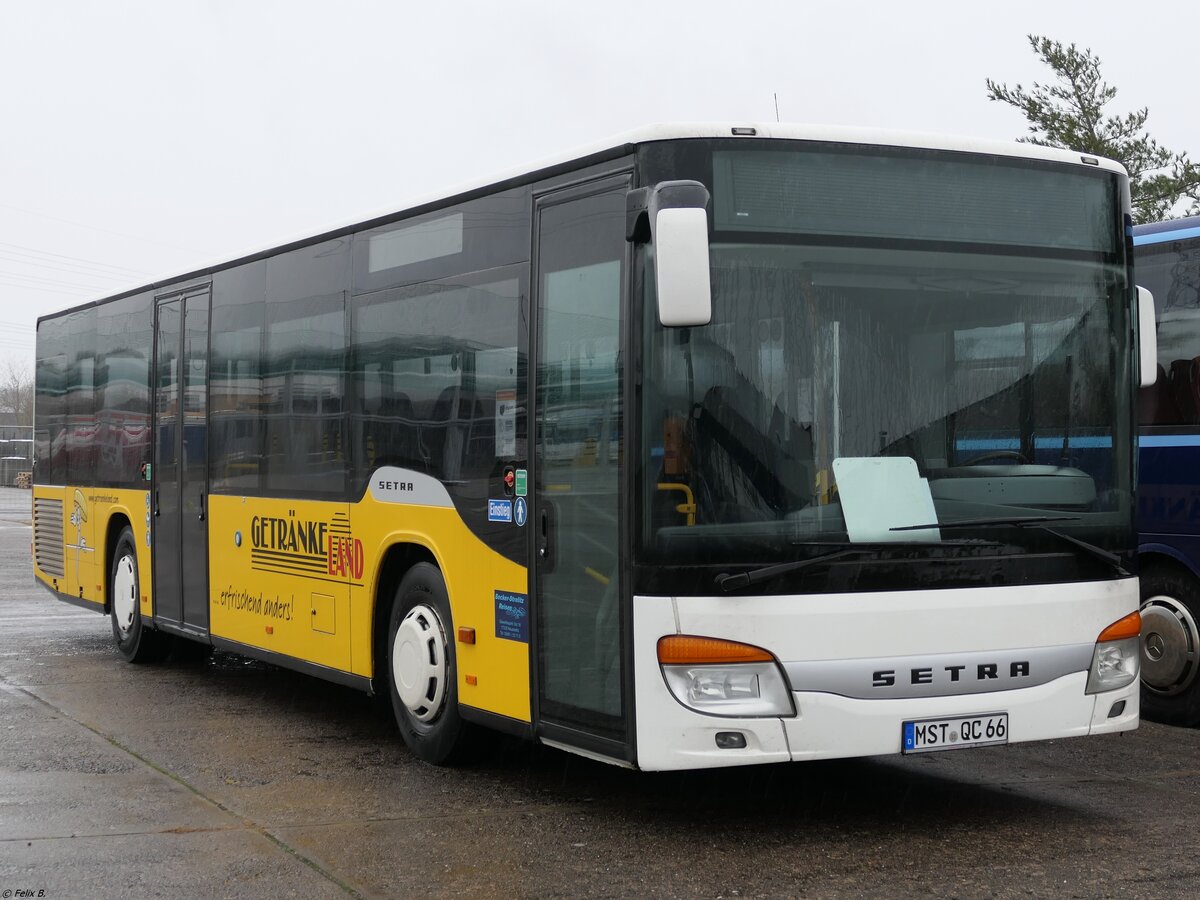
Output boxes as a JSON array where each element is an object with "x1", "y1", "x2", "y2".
[
  {"x1": 1140, "y1": 566, "x2": 1200, "y2": 727},
  {"x1": 387, "y1": 563, "x2": 475, "y2": 764},
  {"x1": 110, "y1": 526, "x2": 171, "y2": 664}
]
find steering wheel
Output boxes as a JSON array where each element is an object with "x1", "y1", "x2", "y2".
[{"x1": 964, "y1": 450, "x2": 1029, "y2": 465}]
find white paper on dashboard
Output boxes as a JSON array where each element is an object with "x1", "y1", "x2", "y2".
[{"x1": 831, "y1": 456, "x2": 940, "y2": 543}]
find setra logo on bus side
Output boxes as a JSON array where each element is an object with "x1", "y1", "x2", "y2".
[{"x1": 377, "y1": 479, "x2": 414, "y2": 492}]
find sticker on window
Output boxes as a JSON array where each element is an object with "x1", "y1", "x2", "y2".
[
  {"x1": 488, "y1": 499, "x2": 513, "y2": 523},
  {"x1": 495, "y1": 389, "x2": 517, "y2": 457}
]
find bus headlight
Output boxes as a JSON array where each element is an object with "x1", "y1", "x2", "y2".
[
  {"x1": 1085, "y1": 612, "x2": 1141, "y2": 694},
  {"x1": 657, "y1": 635, "x2": 795, "y2": 717}
]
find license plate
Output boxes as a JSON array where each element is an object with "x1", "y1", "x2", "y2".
[{"x1": 902, "y1": 712, "x2": 1008, "y2": 754}]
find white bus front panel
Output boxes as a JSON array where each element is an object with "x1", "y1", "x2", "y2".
[{"x1": 633, "y1": 579, "x2": 1139, "y2": 772}]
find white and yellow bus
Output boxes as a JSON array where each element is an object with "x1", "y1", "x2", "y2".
[{"x1": 33, "y1": 125, "x2": 1151, "y2": 770}]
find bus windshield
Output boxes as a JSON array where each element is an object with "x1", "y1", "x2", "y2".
[{"x1": 638, "y1": 143, "x2": 1133, "y2": 575}]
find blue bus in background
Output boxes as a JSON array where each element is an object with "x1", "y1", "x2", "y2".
[{"x1": 1134, "y1": 216, "x2": 1200, "y2": 726}]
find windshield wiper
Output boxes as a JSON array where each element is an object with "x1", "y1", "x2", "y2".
[
  {"x1": 892, "y1": 515, "x2": 1077, "y2": 530},
  {"x1": 891, "y1": 516, "x2": 1129, "y2": 577},
  {"x1": 716, "y1": 548, "x2": 867, "y2": 592},
  {"x1": 715, "y1": 540, "x2": 990, "y2": 593}
]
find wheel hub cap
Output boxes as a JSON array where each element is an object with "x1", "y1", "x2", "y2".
[
  {"x1": 392, "y1": 604, "x2": 447, "y2": 723},
  {"x1": 1141, "y1": 595, "x2": 1200, "y2": 695},
  {"x1": 112, "y1": 554, "x2": 137, "y2": 637}
]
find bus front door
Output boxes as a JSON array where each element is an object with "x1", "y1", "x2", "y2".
[
  {"x1": 532, "y1": 176, "x2": 631, "y2": 763},
  {"x1": 152, "y1": 287, "x2": 211, "y2": 636}
]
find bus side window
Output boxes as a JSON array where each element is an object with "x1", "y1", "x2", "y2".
[
  {"x1": 1168, "y1": 358, "x2": 1200, "y2": 424},
  {"x1": 1138, "y1": 364, "x2": 1173, "y2": 426},
  {"x1": 351, "y1": 272, "x2": 522, "y2": 495},
  {"x1": 263, "y1": 294, "x2": 347, "y2": 495}
]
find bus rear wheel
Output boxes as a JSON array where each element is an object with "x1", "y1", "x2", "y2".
[
  {"x1": 110, "y1": 527, "x2": 171, "y2": 664},
  {"x1": 387, "y1": 563, "x2": 475, "y2": 764},
  {"x1": 1139, "y1": 566, "x2": 1200, "y2": 726}
]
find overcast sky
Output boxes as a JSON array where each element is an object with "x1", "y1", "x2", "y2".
[{"x1": 2, "y1": 0, "x2": 1197, "y2": 367}]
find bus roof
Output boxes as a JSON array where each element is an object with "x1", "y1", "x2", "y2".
[
  {"x1": 38, "y1": 122, "x2": 1128, "y2": 325},
  {"x1": 1133, "y1": 215, "x2": 1200, "y2": 246}
]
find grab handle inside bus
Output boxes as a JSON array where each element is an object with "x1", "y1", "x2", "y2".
[
  {"x1": 627, "y1": 181, "x2": 712, "y2": 327},
  {"x1": 1137, "y1": 285, "x2": 1157, "y2": 388}
]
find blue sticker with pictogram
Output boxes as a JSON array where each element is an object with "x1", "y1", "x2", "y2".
[{"x1": 514, "y1": 497, "x2": 527, "y2": 527}]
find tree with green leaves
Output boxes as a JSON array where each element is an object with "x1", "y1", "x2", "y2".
[{"x1": 987, "y1": 35, "x2": 1200, "y2": 224}]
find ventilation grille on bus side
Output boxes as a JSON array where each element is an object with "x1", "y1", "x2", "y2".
[{"x1": 33, "y1": 498, "x2": 65, "y2": 578}]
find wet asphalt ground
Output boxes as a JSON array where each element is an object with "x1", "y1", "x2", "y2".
[{"x1": 0, "y1": 487, "x2": 1198, "y2": 898}]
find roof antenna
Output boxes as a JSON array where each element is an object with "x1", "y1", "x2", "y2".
[{"x1": 773, "y1": 92, "x2": 780, "y2": 123}]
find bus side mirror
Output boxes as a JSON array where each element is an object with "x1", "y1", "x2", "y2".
[
  {"x1": 628, "y1": 181, "x2": 712, "y2": 327},
  {"x1": 1138, "y1": 286, "x2": 1157, "y2": 388}
]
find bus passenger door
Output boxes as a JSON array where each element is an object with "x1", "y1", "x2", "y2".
[
  {"x1": 153, "y1": 287, "x2": 211, "y2": 636},
  {"x1": 532, "y1": 175, "x2": 631, "y2": 762}
]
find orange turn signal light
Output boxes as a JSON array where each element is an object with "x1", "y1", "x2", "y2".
[
  {"x1": 1097, "y1": 611, "x2": 1141, "y2": 643},
  {"x1": 657, "y1": 635, "x2": 774, "y2": 666}
]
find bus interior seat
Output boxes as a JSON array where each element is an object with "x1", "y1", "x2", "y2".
[
  {"x1": 1170, "y1": 359, "x2": 1199, "y2": 423},
  {"x1": 692, "y1": 385, "x2": 811, "y2": 521},
  {"x1": 372, "y1": 392, "x2": 417, "y2": 468},
  {"x1": 459, "y1": 395, "x2": 496, "y2": 471},
  {"x1": 429, "y1": 385, "x2": 483, "y2": 481},
  {"x1": 1139, "y1": 363, "x2": 1176, "y2": 425},
  {"x1": 1190, "y1": 357, "x2": 1200, "y2": 422}
]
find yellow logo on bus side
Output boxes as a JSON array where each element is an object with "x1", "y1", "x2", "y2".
[{"x1": 70, "y1": 488, "x2": 88, "y2": 537}]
